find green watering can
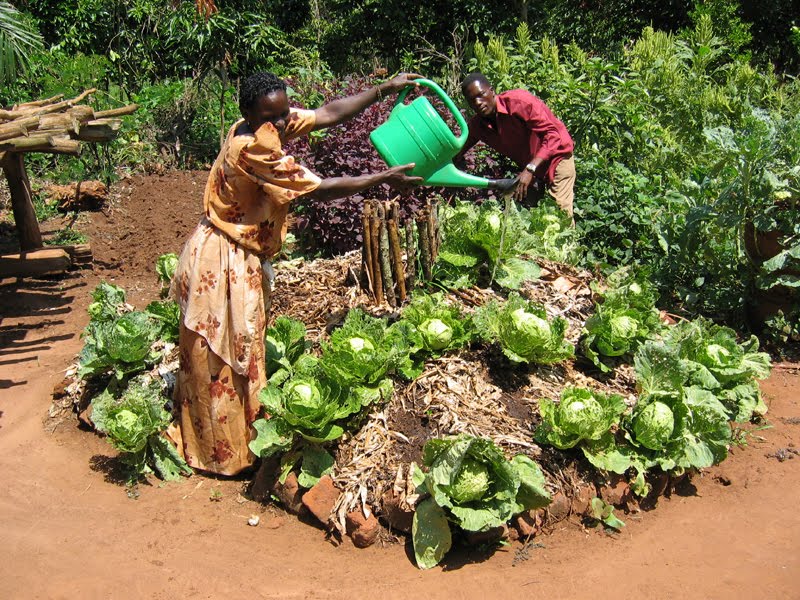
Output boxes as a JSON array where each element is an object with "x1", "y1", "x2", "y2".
[{"x1": 370, "y1": 79, "x2": 515, "y2": 190}]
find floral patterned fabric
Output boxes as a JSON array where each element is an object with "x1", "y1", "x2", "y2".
[{"x1": 169, "y1": 109, "x2": 321, "y2": 475}]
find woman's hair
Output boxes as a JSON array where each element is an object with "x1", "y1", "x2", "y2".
[
  {"x1": 239, "y1": 72, "x2": 287, "y2": 112},
  {"x1": 461, "y1": 72, "x2": 490, "y2": 93}
]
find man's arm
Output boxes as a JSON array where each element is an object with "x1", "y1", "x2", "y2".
[
  {"x1": 312, "y1": 73, "x2": 421, "y2": 131},
  {"x1": 512, "y1": 95, "x2": 562, "y2": 202}
]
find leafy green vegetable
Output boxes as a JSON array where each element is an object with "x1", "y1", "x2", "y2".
[
  {"x1": 319, "y1": 309, "x2": 412, "y2": 385},
  {"x1": 266, "y1": 316, "x2": 317, "y2": 386},
  {"x1": 79, "y1": 310, "x2": 163, "y2": 380},
  {"x1": 581, "y1": 267, "x2": 664, "y2": 372},
  {"x1": 258, "y1": 376, "x2": 359, "y2": 444},
  {"x1": 411, "y1": 435, "x2": 550, "y2": 569},
  {"x1": 660, "y1": 318, "x2": 772, "y2": 421},
  {"x1": 588, "y1": 497, "x2": 625, "y2": 530},
  {"x1": 475, "y1": 292, "x2": 574, "y2": 364},
  {"x1": 535, "y1": 387, "x2": 627, "y2": 449},
  {"x1": 632, "y1": 400, "x2": 675, "y2": 450},
  {"x1": 145, "y1": 299, "x2": 180, "y2": 342},
  {"x1": 87, "y1": 281, "x2": 127, "y2": 322},
  {"x1": 397, "y1": 291, "x2": 475, "y2": 358},
  {"x1": 433, "y1": 200, "x2": 542, "y2": 290},
  {"x1": 156, "y1": 253, "x2": 179, "y2": 287},
  {"x1": 91, "y1": 377, "x2": 190, "y2": 483}
]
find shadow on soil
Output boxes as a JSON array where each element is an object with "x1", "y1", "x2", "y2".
[{"x1": 89, "y1": 454, "x2": 138, "y2": 487}]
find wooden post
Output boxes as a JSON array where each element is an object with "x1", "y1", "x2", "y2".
[
  {"x1": 377, "y1": 203, "x2": 396, "y2": 307},
  {"x1": 387, "y1": 217, "x2": 406, "y2": 302},
  {"x1": 405, "y1": 217, "x2": 416, "y2": 291},
  {"x1": 369, "y1": 205, "x2": 384, "y2": 305},
  {"x1": 361, "y1": 204, "x2": 374, "y2": 294},
  {"x1": 1, "y1": 153, "x2": 42, "y2": 250}
]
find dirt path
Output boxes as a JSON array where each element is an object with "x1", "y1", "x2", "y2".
[{"x1": 1, "y1": 171, "x2": 798, "y2": 599}]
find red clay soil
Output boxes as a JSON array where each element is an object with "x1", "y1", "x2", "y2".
[{"x1": 1, "y1": 170, "x2": 799, "y2": 599}]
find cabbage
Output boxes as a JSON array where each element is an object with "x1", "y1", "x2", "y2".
[
  {"x1": 90, "y1": 377, "x2": 190, "y2": 483},
  {"x1": 700, "y1": 343, "x2": 733, "y2": 368},
  {"x1": 559, "y1": 394, "x2": 605, "y2": 440},
  {"x1": 420, "y1": 318, "x2": 453, "y2": 351},
  {"x1": 446, "y1": 458, "x2": 490, "y2": 504},
  {"x1": 475, "y1": 293, "x2": 574, "y2": 364},
  {"x1": 610, "y1": 315, "x2": 638, "y2": 340},
  {"x1": 511, "y1": 308, "x2": 551, "y2": 342},
  {"x1": 156, "y1": 253, "x2": 179, "y2": 285},
  {"x1": 412, "y1": 435, "x2": 551, "y2": 569},
  {"x1": 348, "y1": 337, "x2": 374, "y2": 352},
  {"x1": 633, "y1": 401, "x2": 675, "y2": 450},
  {"x1": 397, "y1": 291, "x2": 474, "y2": 360},
  {"x1": 535, "y1": 387, "x2": 627, "y2": 449},
  {"x1": 114, "y1": 409, "x2": 141, "y2": 439}
]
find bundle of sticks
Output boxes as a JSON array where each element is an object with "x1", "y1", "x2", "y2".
[{"x1": 360, "y1": 198, "x2": 440, "y2": 307}]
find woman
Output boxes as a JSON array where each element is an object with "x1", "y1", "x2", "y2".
[{"x1": 169, "y1": 71, "x2": 422, "y2": 476}]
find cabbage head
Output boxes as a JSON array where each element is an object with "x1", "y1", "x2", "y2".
[
  {"x1": 259, "y1": 374, "x2": 360, "y2": 444},
  {"x1": 412, "y1": 435, "x2": 551, "y2": 569},
  {"x1": 511, "y1": 308, "x2": 551, "y2": 344},
  {"x1": 420, "y1": 318, "x2": 453, "y2": 351},
  {"x1": 475, "y1": 293, "x2": 574, "y2": 364},
  {"x1": 446, "y1": 458, "x2": 490, "y2": 504},
  {"x1": 535, "y1": 387, "x2": 627, "y2": 449},
  {"x1": 633, "y1": 401, "x2": 675, "y2": 450},
  {"x1": 398, "y1": 291, "x2": 474, "y2": 358},
  {"x1": 559, "y1": 393, "x2": 606, "y2": 440},
  {"x1": 348, "y1": 336, "x2": 374, "y2": 353},
  {"x1": 156, "y1": 253, "x2": 179, "y2": 286}
]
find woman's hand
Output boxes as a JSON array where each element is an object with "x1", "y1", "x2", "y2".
[
  {"x1": 383, "y1": 163, "x2": 424, "y2": 192},
  {"x1": 381, "y1": 73, "x2": 423, "y2": 95}
]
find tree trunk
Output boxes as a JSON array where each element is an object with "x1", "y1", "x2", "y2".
[{"x1": 1, "y1": 153, "x2": 42, "y2": 250}]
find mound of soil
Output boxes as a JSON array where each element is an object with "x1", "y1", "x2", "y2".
[{"x1": 1, "y1": 170, "x2": 799, "y2": 598}]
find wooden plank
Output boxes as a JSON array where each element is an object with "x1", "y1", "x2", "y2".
[
  {"x1": 0, "y1": 248, "x2": 71, "y2": 278},
  {"x1": 46, "y1": 243, "x2": 93, "y2": 263}
]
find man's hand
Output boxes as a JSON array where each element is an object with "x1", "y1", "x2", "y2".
[
  {"x1": 383, "y1": 163, "x2": 423, "y2": 192},
  {"x1": 513, "y1": 169, "x2": 534, "y2": 203}
]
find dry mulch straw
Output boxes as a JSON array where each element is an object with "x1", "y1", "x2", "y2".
[{"x1": 269, "y1": 252, "x2": 639, "y2": 534}]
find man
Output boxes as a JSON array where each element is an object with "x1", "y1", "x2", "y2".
[{"x1": 455, "y1": 72, "x2": 575, "y2": 217}]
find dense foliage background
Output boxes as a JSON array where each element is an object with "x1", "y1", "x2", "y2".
[{"x1": 1, "y1": 0, "x2": 800, "y2": 342}]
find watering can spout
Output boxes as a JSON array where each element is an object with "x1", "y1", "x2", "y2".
[{"x1": 425, "y1": 162, "x2": 492, "y2": 189}]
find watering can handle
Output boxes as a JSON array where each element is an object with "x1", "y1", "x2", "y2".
[{"x1": 394, "y1": 79, "x2": 469, "y2": 147}]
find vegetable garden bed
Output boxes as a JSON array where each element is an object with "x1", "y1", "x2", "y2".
[{"x1": 51, "y1": 236, "x2": 772, "y2": 569}]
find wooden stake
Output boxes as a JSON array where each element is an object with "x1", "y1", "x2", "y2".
[
  {"x1": 405, "y1": 218, "x2": 416, "y2": 291},
  {"x1": 361, "y1": 204, "x2": 374, "y2": 294},
  {"x1": 369, "y1": 208, "x2": 384, "y2": 305},
  {"x1": 387, "y1": 217, "x2": 406, "y2": 302},
  {"x1": 377, "y1": 203, "x2": 396, "y2": 307}
]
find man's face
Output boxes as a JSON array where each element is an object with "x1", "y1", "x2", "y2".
[
  {"x1": 243, "y1": 90, "x2": 290, "y2": 140},
  {"x1": 463, "y1": 80, "x2": 496, "y2": 119}
]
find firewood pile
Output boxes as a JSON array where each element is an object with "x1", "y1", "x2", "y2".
[
  {"x1": 0, "y1": 89, "x2": 136, "y2": 155},
  {"x1": 0, "y1": 89, "x2": 137, "y2": 276}
]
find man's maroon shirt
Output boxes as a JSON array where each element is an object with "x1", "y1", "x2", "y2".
[{"x1": 463, "y1": 88, "x2": 573, "y2": 183}]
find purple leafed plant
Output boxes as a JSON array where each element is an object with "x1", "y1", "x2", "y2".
[{"x1": 285, "y1": 75, "x2": 510, "y2": 257}]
